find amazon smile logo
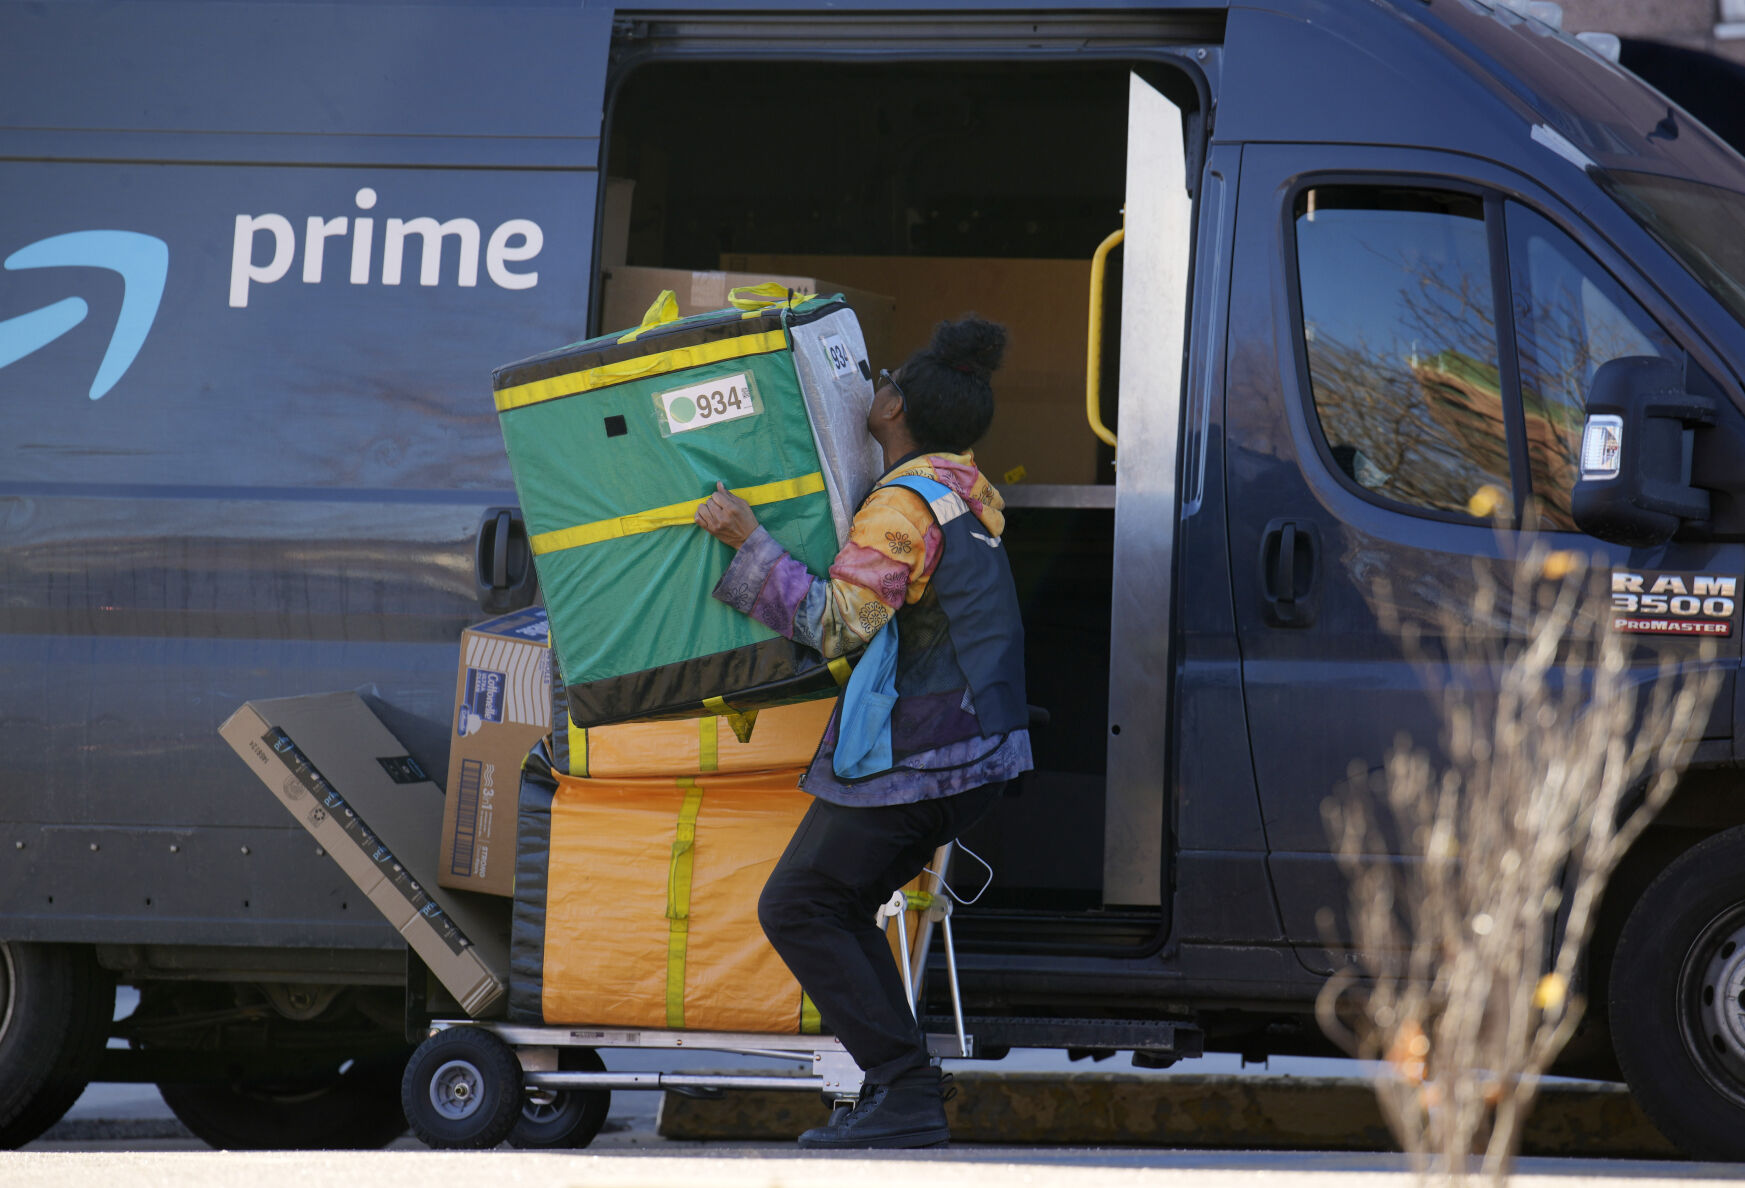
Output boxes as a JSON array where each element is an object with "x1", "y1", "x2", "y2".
[{"x1": 0, "y1": 230, "x2": 168, "y2": 400}]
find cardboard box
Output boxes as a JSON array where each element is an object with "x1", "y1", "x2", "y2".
[
  {"x1": 441, "y1": 607, "x2": 552, "y2": 897},
  {"x1": 219, "y1": 692, "x2": 510, "y2": 1017},
  {"x1": 601, "y1": 264, "x2": 895, "y2": 377},
  {"x1": 722, "y1": 254, "x2": 1100, "y2": 486}
]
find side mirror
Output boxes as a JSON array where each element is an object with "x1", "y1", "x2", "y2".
[{"x1": 1571, "y1": 357, "x2": 1715, "y2": 547}]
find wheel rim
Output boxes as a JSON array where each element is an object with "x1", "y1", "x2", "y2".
[
  {"x1": 429, "y1": 1058, "x2": 487, "y2": 1121},
  {"x1": 1677, "y1": 904, "x2": 1745, "y2": 1107},
  {"x1": 521, "y1": 1092, "x2": 572, "y2": 1126}
]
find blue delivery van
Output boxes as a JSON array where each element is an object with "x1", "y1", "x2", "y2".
[{"x1": 8, "y1": 0, "x2": 1745, "y2": 1158}]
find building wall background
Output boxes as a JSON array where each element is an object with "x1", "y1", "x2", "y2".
[{"x1": 1560, "y1": 0, "x2": 1745, "y2": 65}]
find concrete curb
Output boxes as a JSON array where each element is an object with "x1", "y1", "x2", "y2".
[
  {"x1": 657, "y1": 1072, "x2": 1680, "y2": 1157},
  {"x1": 39, "y1": 1118, "x2": 194, "y2": 1142}
]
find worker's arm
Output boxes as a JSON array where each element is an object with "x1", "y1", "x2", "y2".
[{"x1": 702, "y1": 485, "x2": 941, "y2": 659}]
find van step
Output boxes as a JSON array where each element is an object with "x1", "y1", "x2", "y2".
[{"x1": 921, "y1": 1015, "x2": 1203, "y2": 1057}]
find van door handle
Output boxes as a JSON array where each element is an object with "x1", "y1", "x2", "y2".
[
  {"x1": 475, "y1": 506, "x2": 538, "y2": 614},
  {"x1": 1260, "y1": 518, "x2": 1319, "y2": 627}
]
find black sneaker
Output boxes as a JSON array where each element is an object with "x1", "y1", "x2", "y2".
[{"x1": 797, "y1": 1068, "x2": 950, "y2": 1149}]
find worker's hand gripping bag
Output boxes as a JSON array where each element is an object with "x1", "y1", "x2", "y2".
[{"x1": 494, "y1": 285, "x2": 882, "y2": 728}]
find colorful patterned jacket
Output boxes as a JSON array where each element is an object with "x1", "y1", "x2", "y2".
[{"x1": 712, "y1": 450, "x2": 1032, "y2": 806}]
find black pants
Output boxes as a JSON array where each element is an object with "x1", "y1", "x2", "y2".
[{"x1": 757, "y1": 782, "x2": 1002, "y2": 1085}]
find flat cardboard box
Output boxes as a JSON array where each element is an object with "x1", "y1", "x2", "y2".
[
  {"x1": 440, "y1": 607, "x2": 552, "y2": 897},
  {"x1": 601, "y1": 264, "x2": 895, "y2": 377},
  {"x1": 219, "y1": 692, "x2": 510, "y2": 1017},
  {"x1": 721, "y1": 254, "x2": 1101, "y2": 486}
]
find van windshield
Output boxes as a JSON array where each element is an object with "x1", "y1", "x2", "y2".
[{"x1": 1602, "y1": 170, "x2": 1745, "y2": 326}]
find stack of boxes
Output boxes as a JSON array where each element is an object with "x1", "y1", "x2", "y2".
[
  {"x1": 436, "y1": 609, "x2": 854, "y2": 1032},
  {"x1": 228, "y1": 266, "x2": 945, "y2": 1031},
  {"x1": 440, "y1": 279, "x2": 934, "y2": 1032},
  {"x1": 510, "y1": 685, "x2": 835, "y2": 1032}
]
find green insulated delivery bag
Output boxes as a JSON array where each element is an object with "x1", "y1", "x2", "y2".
[{"x1": 493, "y1": 287, "x2": 882, "y2": 728}]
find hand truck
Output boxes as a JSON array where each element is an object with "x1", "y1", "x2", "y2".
[{"x1": 400, "y1": 844, "x2": 974, "y2": 1149}]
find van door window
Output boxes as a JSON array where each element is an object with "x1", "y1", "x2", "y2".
[
  {"x1": 1504, "y1": 203, "x2": 1681, "y2": 530},
  {"x1": 1293, "y1": 187, "x2": 1512, "y2": 518}
]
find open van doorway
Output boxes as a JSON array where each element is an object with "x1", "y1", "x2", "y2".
[{"x1": 601, "y1": 55, "x2": 1200, "y2": 954}]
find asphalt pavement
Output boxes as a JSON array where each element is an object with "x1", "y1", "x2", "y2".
[
  {"x1": 24, "y1": 987, "x2": 1735, "y2": 1188},
  {"x1": 7, "y1": 1147, "x2": 1745, "y2": 1188},
  {"x1": 42, "y1": 988, "x2": 1353, "y2": 1147}
]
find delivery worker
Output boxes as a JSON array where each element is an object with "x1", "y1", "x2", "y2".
[{"x1": 694, "y1": 314, "x2": 1030, "y2": 1149}]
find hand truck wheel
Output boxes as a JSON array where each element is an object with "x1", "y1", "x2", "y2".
[
  {"x1": 508, "y1": 1047, "x2": 611, "y2": 1149},
  {"x1": 401, "y1": 1027, "x2": 523, "y2": 1149}
]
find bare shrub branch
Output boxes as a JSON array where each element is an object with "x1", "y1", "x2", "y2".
[{"x1": 1317, "y1": 536, "x2": 1721, "y2": 1185}]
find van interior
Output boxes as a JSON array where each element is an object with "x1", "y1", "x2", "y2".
[{"x1": 605, "y1": 60, "x2": 1202, "y2": 949}]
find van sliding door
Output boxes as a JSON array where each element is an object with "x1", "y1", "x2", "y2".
[{"x1": 1102, "y1": 73, "x2": 1192, "y2": 907}]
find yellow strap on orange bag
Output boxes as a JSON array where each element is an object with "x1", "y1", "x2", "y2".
[{"x1": 664, "y1": 779, "x2": 705, "y2": 1028}]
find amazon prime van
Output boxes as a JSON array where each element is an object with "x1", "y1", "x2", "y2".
[{"x1": 9, "y1": 0, "x2": 1745, "y2": 1159}]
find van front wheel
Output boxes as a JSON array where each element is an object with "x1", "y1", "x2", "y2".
[
  {"x1": 1611, "y1": 826, "x2": 1745, "y2": 1161},
  {"x1": 0, "y1": 942, "x2": 115, "y2": 1149},
  {"x1": 157, "y1": 1052, "x2": 410, "y2": 1150}
]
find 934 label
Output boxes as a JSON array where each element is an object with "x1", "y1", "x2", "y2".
[
  {"x1": 820, "y1": 333, "x2": 859, "y2": 379},
  {"x1": 656, "y1": 373, "x2": 759, "y2": 435}
]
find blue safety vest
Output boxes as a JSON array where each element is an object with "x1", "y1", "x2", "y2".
[{"x1": 833, "y1": 474, "x2": 1027, "y2": 779}]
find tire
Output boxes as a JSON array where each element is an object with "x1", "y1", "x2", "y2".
[
  {"x1": 158, "y1": 1051, "x2": 410, "y2": 1150},
  {"x1": 507, "y1": 1048, "x2": 610, "y2": 1149},
  {"x1": 0, "y1": 942, "x2": 115, "y2": 1149},
  {"x1": 401, "y1": 1028, "x2": 523, "y2": 1150},
  {"x1": 1611, "y1": 825, "x2": 1745, "y2": 1161}
]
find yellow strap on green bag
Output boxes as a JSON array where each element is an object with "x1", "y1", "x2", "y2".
[
  {"x1": 530, "y1": 471, "x2": 824, "y2": 555},
  {"x1": 643, "y1": 290, "x2": 681, "y2": 327},
  {"x1": 728, "y1": 281, "x2": 815, "y2": 311},
  {"x1": 495, "y1": 326, "x2": 790, "y2": 413},
  {"x1": 614, "y1": 290, "x2": 682, "y2": 345}
]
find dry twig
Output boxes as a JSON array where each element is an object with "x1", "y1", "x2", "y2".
[{"x1": 1317, "y1": 532, "x2": 1720, "y2": 1184}]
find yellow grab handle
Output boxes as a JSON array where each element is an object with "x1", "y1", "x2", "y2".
[
  {"x1": 641, "y1": 289, "x2": 681, "y2": 328},
  {"x1": 729, "y1": 281, "x2": 816, "y2": 311},
  {"x1": 614, "y1": 290, "x2": 683, "y2": 344},
  {"x1": 1086, "y1": 226, "x2": 1123, "y2": 450}
]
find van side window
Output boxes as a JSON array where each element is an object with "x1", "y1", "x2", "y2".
[
  {"x1": 1294, "y1": 187, "x2": 1512, "y2": 519},
  {"x1": 1505, "y1": 203, "x2": 1680, "y2": 530}
]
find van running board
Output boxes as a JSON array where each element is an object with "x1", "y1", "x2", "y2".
[{"x1": 920, "y1": 1015, "x2": 1203, "y2": 1058}]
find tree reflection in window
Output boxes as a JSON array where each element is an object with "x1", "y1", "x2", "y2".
[
  {"x1": 1506, "y1": 204, "x2": 1678, "y2": 530},
  {"x1": 1295, "y1": 187, "x2": 1512, "y2": 518}
]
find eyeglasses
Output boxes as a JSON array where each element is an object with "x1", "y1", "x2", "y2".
[{"x1": 878, "y1": 368, "x2": 907, "y2": 412}]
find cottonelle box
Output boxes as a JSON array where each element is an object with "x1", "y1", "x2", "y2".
[
  {"x1": 441, "y1": 607, "x2": 553, "y2": 897},
  {"x1": 219, "y1": 692, "x2": 509, "y2": 1017}
]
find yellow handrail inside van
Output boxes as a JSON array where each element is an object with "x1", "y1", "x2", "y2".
[{"x1": 1086, "y1": 225, "x2": 1123, "y2": 450}]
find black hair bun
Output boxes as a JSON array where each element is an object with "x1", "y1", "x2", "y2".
[{"x1": 929, "y1": 315, "x2": 1007, "y2": 379}]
